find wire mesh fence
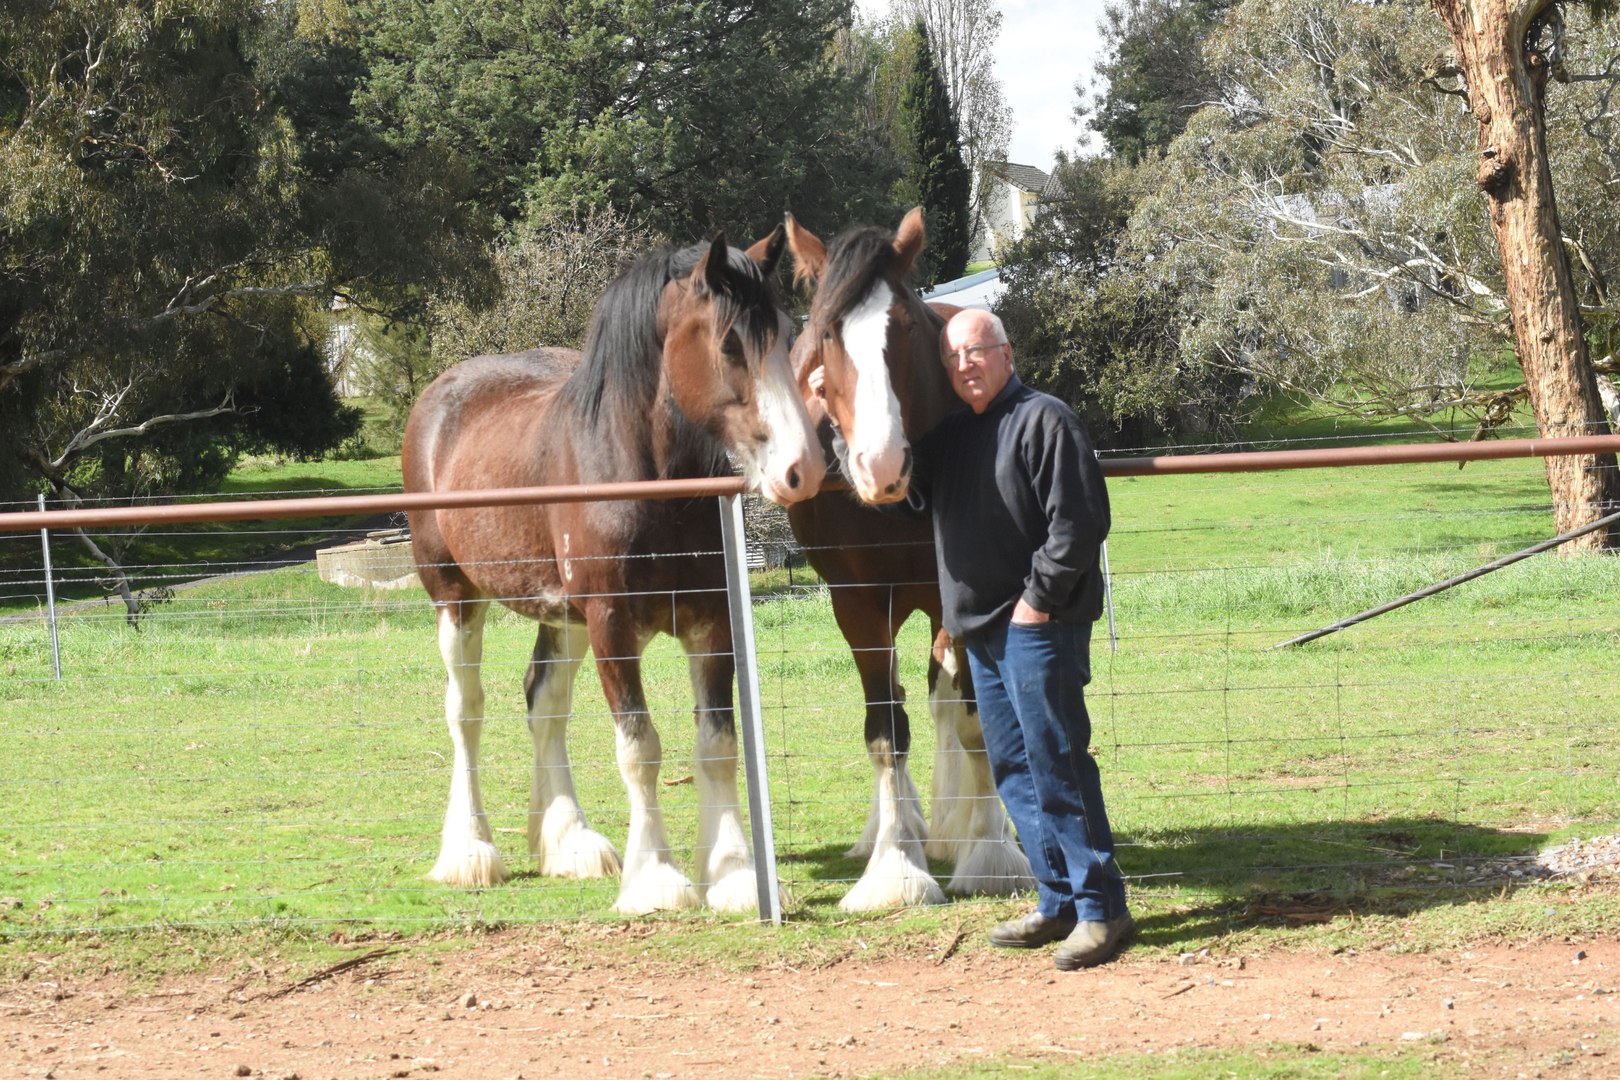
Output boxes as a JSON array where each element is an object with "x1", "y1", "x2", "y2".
[{"x1": 3, "y1": 446, "x2": 1620, "y2": 936}]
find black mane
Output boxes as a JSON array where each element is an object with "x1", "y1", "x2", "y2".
[{"x1": 560, "y1": 242, "x2": 778, "y2": 428}]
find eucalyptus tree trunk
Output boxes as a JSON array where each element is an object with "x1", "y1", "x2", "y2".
[{"x1": 1431, "y1": 0, "x2": 1619, "y2": 549}]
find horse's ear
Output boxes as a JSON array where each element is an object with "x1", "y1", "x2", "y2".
[
  {"x1": 784, "y1": 212, "x2": 827, "y2": 287},
  {"x1": 693, "y1": 232, "x2": 730, "y2": 296},
  {"x1": 745, "y1": 222, "x2": 786, "y2": 279},
  {"x1": 893, "y1": 206, "x2": 927, "y2": 277}
]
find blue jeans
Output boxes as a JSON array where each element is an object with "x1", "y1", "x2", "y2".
[{"x1": 965, "y1": 618, "x2": 1127, "y2": 923}]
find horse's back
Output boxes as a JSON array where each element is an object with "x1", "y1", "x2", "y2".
[
  {"x1": 403, "y1": 349, "x2": 581, "y2": 608},
  {"x1": 403, "y1": 349, "x2": 579, "y2": 495}
]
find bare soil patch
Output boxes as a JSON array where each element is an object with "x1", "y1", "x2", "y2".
[{"x1": 3, "y1": 930, "x2": 1618, "y2": 1079}]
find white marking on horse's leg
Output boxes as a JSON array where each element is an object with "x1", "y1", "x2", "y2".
[
  {"x1": 846, "y1": 783, "x2": 881, "y2": 859},
  {"x1": 754, "y1": 311, "x2": 827, "y2": 505},
  {"x1": 686, "y1": 651, "x2": 761, "y2": 913},
  {"x1": 612, "y1": 721, "x2": 700, "y2": 914},
  {"x1": 927, "y1": 649, "x2": 972, "y2": 862},
  {"x1": 840, "y1": 281, "x2": 908, "y2": 500},
  {"x1": 528, "y1": 622, "x2": 620, "y2": 879},
  {"x1": 851, "y1": 759, "x2": 929, "y2": 862},
  {"x1": 840, "y1": 752, "x2": 943, "y2": 911},
  {"x1": 429, "y1": 602, "x2": 507, "y2": 887},
  {"x1": 945, "y1": 709, "x2": 1035, "y2": 896}
]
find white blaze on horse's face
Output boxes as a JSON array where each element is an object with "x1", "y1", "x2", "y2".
[
  {"x1": 750, "y1": 310, "x2": 826, "y2": 506},
  {"x1": 841, "y1": 279, "x2": 909, "y2": 503}
]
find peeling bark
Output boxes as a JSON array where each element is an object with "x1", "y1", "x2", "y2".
[{"x1": 1430, "y1": 0, "x2": 1619, "y2": 549}]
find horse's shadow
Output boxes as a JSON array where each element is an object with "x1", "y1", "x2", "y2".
[{"x1": 782, "y1": 815, "x2": 1552, "y2": 948}]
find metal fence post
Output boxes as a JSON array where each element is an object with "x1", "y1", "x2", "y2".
[
  {"x1": 717, "y1": 493, "x2": 783, "y2": 925},
  {"x1": 38, "y1": 493, "x2": 62, "y2": 680}
]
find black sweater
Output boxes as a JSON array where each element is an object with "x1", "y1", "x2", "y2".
[{"x1": 908, "y1": 376, "x2": 1111, "y2": 638}]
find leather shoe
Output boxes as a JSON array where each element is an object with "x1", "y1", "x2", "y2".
[
  {"x1": 1053, "y1": 913, "x2": 1135, "y2": 970},
  {"x1": 987, "y1": 911, "x2": 1077, "y2": 949}
]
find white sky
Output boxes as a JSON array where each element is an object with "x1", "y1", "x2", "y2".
[{"x1": 861, "y1": 1, "x2": 1115, "y2": 171}]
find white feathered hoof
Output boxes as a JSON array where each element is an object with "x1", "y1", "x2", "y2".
[
  {"x1": 428, "y1": 838, "x2": 508, "y2": 888},
  {"x1": 924, "y1": 809, "x2": 967, "y2": 863},
  {"x1": 945, "y1": 837, "x2": 1035, "y2": 896},
  {"x1": 839, "y1": 845, "x2": 945, "y2": 911},
  {"x1": 703, "y1": 865, "x2": 763, "y2": 913},
  {"x1": 612, "y1": 863, "x2": 702, "y2": 915},
  {"x1": 537, "y1": 820, "x2": 622, "y2": 880}
]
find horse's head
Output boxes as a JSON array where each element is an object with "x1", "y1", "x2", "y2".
[
  {"x1": 786, "y1": 207, "x2": 931, "y2": 505},
  {"x1": 661, "y1": 227, "x2": 825, "y2": 506}
]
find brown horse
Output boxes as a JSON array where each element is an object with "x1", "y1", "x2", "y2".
[
  {"x1": 402, "y1": 230, "x2": 824, "y2": 914},
  {"x1": 783, "y1": 209, "x2": 1033, "y2": 910}
]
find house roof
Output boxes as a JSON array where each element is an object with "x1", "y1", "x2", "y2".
[
  {"x1": 989, "y1": 161, "x2": 1051, "y2": 193},
  {"x1": 919, "y1": 267, "x2": 1003, "y2": 311}
]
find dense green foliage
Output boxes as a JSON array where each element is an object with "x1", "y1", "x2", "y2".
[
  {"x1": 0, "y1": 0, "x2": 485, "y2": 509},
  {"x1": 1082, "y1": 0, "x2": 1233, "y2": 164},
  {"x1": 353, "y1": 0, "x2": 899, "y2": 243}
]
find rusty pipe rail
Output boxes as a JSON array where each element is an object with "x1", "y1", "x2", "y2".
[
  {"x1": 1101, "y1": 433, "x2": 1620, "y2": 477},
  {"x1": 0, "y1": 477, "x2": 749, "y2": 532},
  {"x1": 2, "y1": 434, "x2": 1619, "y2": 533}
]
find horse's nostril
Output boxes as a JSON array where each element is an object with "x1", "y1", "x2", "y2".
[
  {"x1": 787, "y1": 465, "x2": 801, "y2": 490},
  {"x1": 901, "y1": 447, "x2": 913, "y2": 478}
]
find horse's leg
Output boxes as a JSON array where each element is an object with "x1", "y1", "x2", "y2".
[
  {"x1": 926, "y1": 629, "x2": 971, "y2": 862},
  {"x1": 681, "y1": 626, "x2": 761, "y2": 913},
  {"x1": 428, "y1": 599, "x2": 507, "y2": 887},
  {"x1": 934, "y1": 632, "x2": 1036, "y2": 896},
  {"x1": 837, "y1": 598, "x2": 941, "y2": 911},
  {"x1": 590, "y1": 617, "x2": 700, "y2": 914},
  {"x1": 525, "y1": 621, "x2": 621, "y2": 878},
  {"x1": 836, "y1": 598, "x2": 927, "y2": 861}
]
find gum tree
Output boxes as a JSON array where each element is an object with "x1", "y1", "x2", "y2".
[{"x1": 1429, "y1": 0, "x2": 1619, "y2": 545}]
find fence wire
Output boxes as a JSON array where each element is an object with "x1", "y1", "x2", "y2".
[{"x1": 2, "y1": 452, "x2": 1619, "y2": 936}]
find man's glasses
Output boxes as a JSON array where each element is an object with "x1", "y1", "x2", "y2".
[{"x1": 954, "y1": 342, "x2": 1006, "y2": 363}]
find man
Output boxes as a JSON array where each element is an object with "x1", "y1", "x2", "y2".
[{"x1": 910, "y1": 308, "x2": 1132, "y2": 970}]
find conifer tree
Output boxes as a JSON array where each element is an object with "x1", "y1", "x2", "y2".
[{"x1": 900, "y1": 22, "x2": 972, "y2": 283}]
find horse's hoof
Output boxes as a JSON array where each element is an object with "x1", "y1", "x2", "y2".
[
  {"x1": 839, "y1": 845, "x2": 945, "y2": 911},
  {"x1": 945, "y1": 839, "x2": 1035, "y2": 896},
  {"x1": 538, "y1": 824, "x2": 622, "y2": 880},
  {"x1": 703, "y1": 866, "x2": 762, "y2": 913},
  {"x1": 612, "y1": 863, "x2": 701, "y2": 914},
  {"x1": 428, "y1": 840, "x2": 508, "y2": 888}
]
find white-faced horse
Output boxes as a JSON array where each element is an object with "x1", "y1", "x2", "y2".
[{"x1": 783, "y1": 209, "x2": 1034, "y2": 910}]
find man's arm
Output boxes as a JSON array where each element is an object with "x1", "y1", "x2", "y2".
[{"x1": 1020, "y1": 406, "x2": 1110, "y2": 619}]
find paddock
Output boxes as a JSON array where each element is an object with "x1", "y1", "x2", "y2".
[{"x1": 3, "y1": 436, "x2": 1618, "y2": 939}]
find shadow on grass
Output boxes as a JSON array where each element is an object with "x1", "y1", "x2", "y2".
[{"x1": 782, "y1": 815, "x2": 1551, "y2": 944}]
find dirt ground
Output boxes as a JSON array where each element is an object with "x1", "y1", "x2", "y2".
[{"x1": 2, "y1": 930, "x2": 1617, "y2": 1080}]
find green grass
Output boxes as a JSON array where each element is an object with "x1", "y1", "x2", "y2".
[
  {"x1": 3, "y1": 477, "x2": 1616, "y2": 940},
  {"x1": 3, "y1": 391, "x2": 1618, "y2": 973}
]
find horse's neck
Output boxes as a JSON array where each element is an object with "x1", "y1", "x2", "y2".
[
  {"x1": 650, "y1": 394, "x2": 727, "y2": 480},
  {"x1": 902, "y1": 298, "x2": 962, "y2": 439}
]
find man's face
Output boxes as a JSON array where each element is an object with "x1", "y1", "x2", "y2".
[{"x1": 944, "y1": 318, "x2": 1014, "y2": 414}]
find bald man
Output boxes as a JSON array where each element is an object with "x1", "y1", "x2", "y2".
[{"x1": 909, "y1": 308, "x2": 1132, "y2": 970}]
